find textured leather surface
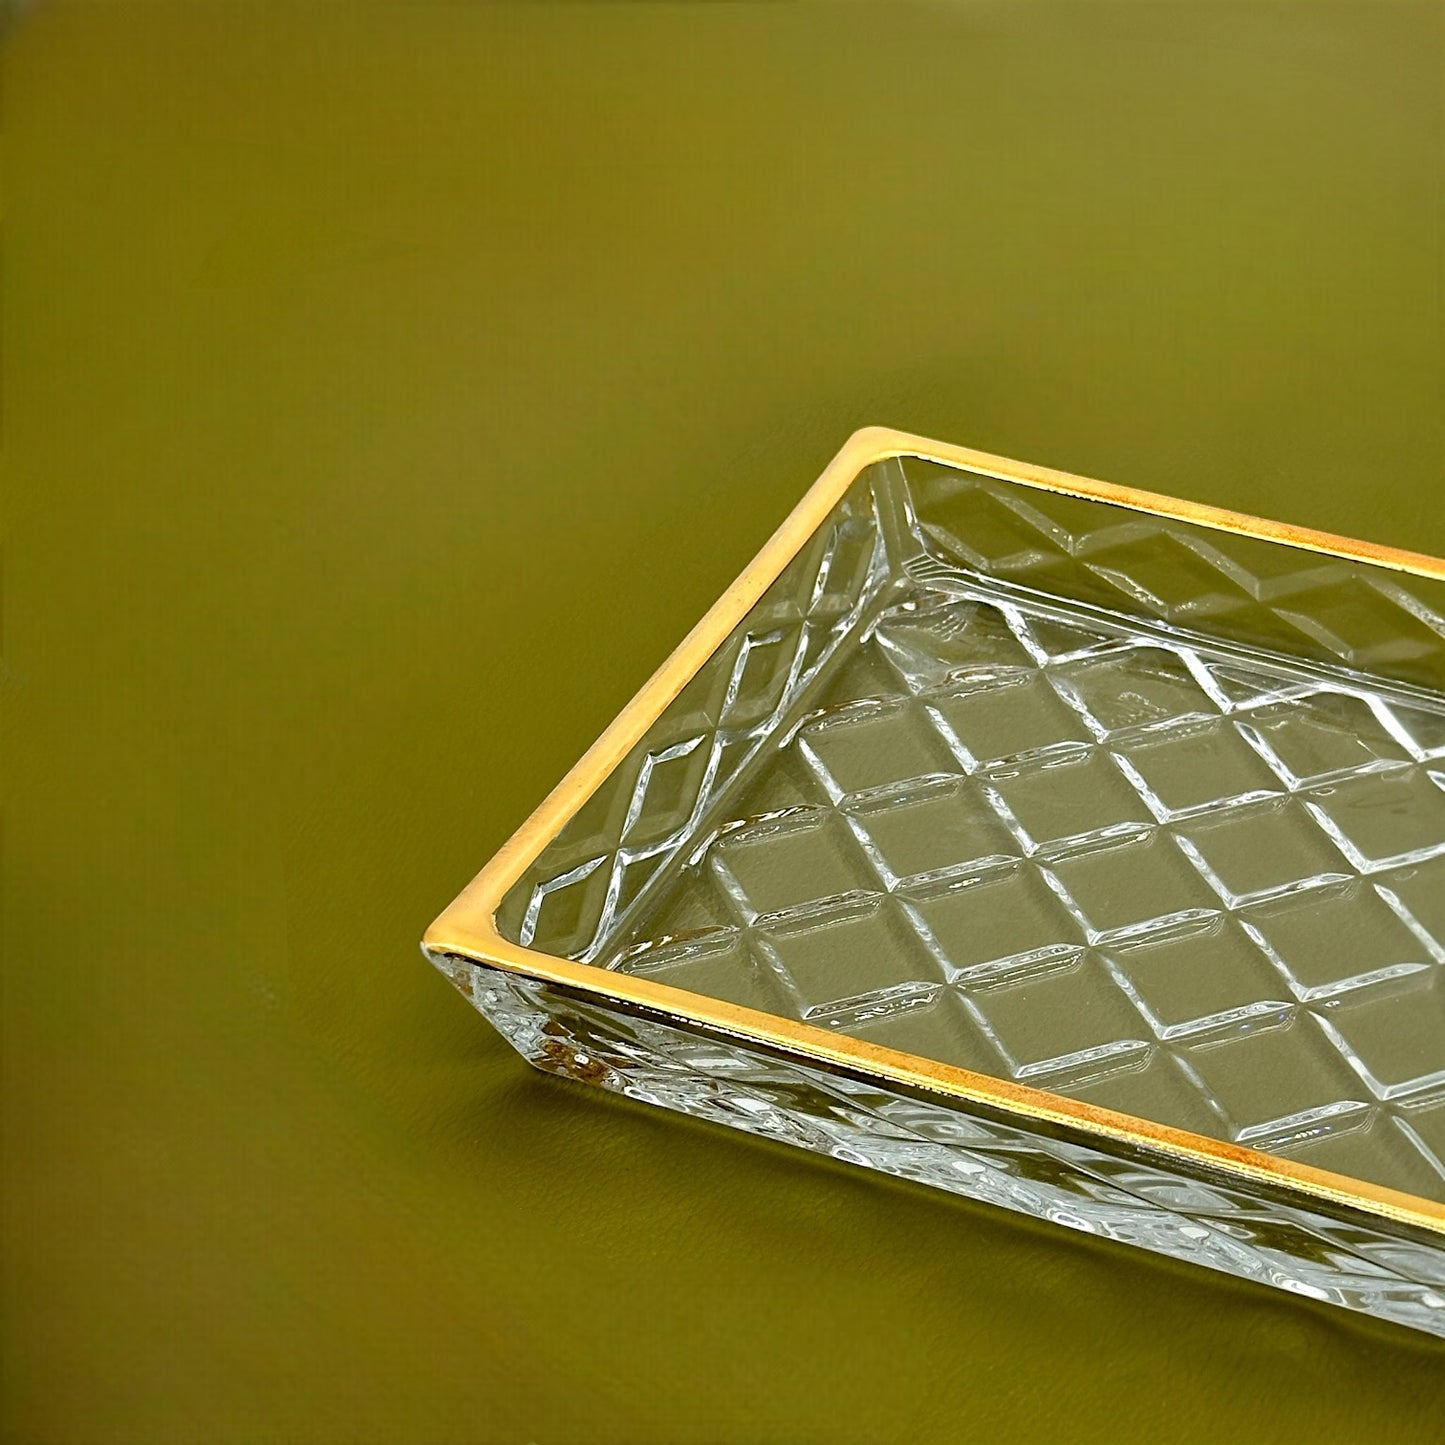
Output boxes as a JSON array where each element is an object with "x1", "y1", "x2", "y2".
[{"x1": 6, "y1": 3, "x2": 1444, "y2": 1441}]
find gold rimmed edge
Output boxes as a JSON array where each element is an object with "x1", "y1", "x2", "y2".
[{"x1": 425, "y1": 425, "x2": 1445, "y2": 1237}]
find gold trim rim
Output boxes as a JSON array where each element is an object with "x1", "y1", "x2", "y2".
[{"x1": 426, "y1": 425, "x2": 1445, "y2": 1237}]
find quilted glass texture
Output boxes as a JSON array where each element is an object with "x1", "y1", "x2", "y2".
[{"x1": 475, "y1": 453, "x2": 1445, "y2": 1327}]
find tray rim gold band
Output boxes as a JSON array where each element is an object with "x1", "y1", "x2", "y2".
[{"x1": 424, "y1": 426, "x2": 1445, "y2": 1236}]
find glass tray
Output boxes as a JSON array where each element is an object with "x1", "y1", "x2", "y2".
[{"x1": 425, "y1": 428, "x2": 1445, "y2": 1334}]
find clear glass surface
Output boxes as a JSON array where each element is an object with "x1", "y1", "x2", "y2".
[{"x1": 449, "y1": 448, "x2": 1445, "y2": 1330}]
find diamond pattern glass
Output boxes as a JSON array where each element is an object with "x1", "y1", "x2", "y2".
[{"x1": 433, "y1": 435, "x2": 1445, "y2": 1334}]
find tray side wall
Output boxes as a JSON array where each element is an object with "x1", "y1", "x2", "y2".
[{"x1": 431, "y1": 951, "x2": 1445, "y2": 1337}]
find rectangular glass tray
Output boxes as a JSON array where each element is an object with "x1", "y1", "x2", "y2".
[{"x1": 425, "y1": 428, "x2": 1445, "y2": 1334}]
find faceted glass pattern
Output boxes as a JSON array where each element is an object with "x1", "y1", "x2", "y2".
[{"x1": 457, "y1": 447, "x2": 1445, "y2": 1330}]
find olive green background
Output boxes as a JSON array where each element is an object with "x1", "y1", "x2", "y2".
[{"x1": 5, "y1": 2, "x2": 1444, "y2": 1441}]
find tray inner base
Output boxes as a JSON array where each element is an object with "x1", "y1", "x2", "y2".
[{"x1": 603, "y1": 575, "x2": 1445, "y2": 1203}]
